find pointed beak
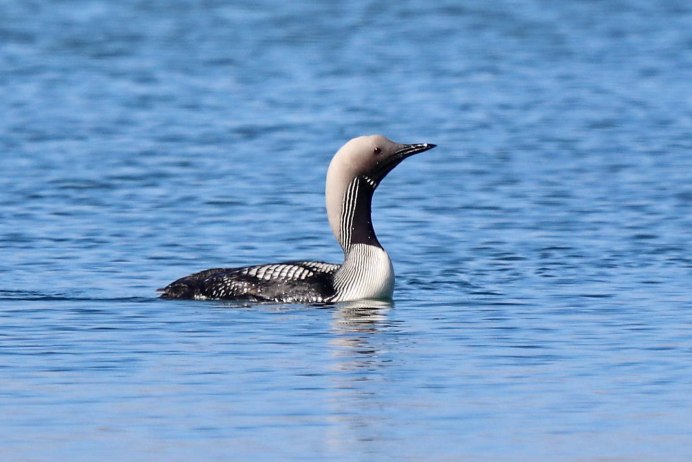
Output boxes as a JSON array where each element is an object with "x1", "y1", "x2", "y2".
[
  {"x1": 372, "y1": 142, "x2": 437, "y2": 183},
  {"x1": 395, "y1": 142, "x2": 437, "y2": 159}
]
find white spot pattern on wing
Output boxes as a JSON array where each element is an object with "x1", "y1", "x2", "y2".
[
  {"x1": 188, "y1": 261, "x2": 342, "y2": 302},
  {"x1": 238, "y1": 262, "x2": 339, "y2": 282}
]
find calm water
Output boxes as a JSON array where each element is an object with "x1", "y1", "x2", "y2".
[{"x1": 2, "y1": 1, "x2": 692, "y2": 460}]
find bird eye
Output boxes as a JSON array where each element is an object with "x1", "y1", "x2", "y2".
[{"x1": 374, "y1": 147, "x2": 382, "y2": 155}]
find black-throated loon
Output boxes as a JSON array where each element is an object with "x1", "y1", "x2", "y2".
[{"x1": 158, "y1": 135, "x2": 436, "y2": 303}]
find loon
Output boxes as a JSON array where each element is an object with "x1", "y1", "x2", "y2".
[{"x1": 158, "y1": 135, "x2": 436, "y2": 303}]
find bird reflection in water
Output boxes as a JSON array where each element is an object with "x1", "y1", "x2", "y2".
[
  {"x1": 330, "y1": 299, "x2": 393, "y2": 363},
  {"x1": 332, "y1": 299, "x2": 392, "y2": 334},
  {"x1": 326, "y1": 299, "x2": 399, "y2": 452}
]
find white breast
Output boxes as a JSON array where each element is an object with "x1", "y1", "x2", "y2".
[{"x1": 332, "y1": 244, "x2": 395, "y2": 302}]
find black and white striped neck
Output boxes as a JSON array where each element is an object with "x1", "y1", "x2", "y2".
[
  {"x1": 338, "y1": 176, "x2": 380, "y2": 252},
  {"x1": 329, "y1": 174, "x2": 395, "y2": 302}
]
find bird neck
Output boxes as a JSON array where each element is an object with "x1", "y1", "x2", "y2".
[
  {"x1": 329, "y1": 176, "x2": 381, "y2": 254},
  {"x1": 325, "y1": 172, "x2": 395, "y2": 302}
]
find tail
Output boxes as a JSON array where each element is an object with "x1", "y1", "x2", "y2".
[
  {"x1": 158, "y1": 268, "x2": 226, "y2": 300},
  {"x1": 157, "y1": 280, "x2": 197, "y2": 299}
]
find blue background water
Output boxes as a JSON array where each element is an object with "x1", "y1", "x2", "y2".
[{"x1": 2, "y1": 1, "x2": 692, "y2": 460}]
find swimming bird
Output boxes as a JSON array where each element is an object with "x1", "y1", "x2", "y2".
[{"x1": 158, "y1": 135, "x2": 435, "y2": 303}]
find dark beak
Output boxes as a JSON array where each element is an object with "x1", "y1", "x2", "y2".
[
  {"x1": 395, "y1": 143, "x2": 437, "y2": 159},
  {"x1": 373, "y1": 142, "x2": 437, "y2": 182}
]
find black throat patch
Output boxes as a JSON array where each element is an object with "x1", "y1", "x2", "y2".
[{"x1": 340, "y1": 176, "x2": 381, "y2": 250}]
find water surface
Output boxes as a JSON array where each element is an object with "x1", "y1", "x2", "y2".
[{"x1": 2, "y1": 1, "x2": 692, "y2": 460}]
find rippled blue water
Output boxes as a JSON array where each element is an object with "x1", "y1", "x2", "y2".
[{"x1": 2, "y1": 1, "x2": 692, "y2": 460}]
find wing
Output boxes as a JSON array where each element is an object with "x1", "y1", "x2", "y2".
[{"x1": 159, "y1": 261, "x2": 341, "y2": 303}]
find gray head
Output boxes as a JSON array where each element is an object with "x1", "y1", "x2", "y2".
[{"x1": 325, "y1": 135, "x2": 436, "y2": 250}]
